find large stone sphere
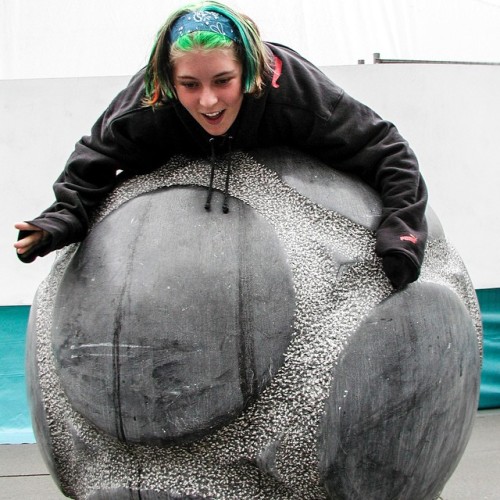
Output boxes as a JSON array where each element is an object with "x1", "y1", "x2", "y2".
[
  {"x1": 26, "y1": 147, "x2": 482, "y2": 499},
  {"x1": 52, "y1": 186, "x2": 295, "y2": 444}
]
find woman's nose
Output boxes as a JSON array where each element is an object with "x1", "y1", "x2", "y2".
[{"x1": 199, "y1": 87, "x2": 218, "y2": 108}]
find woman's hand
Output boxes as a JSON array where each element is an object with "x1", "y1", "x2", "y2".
[
  {"x1": 14, "y1": 222, "x2": 48, "y2": 256},
  {"x1": 382, "y1": 253, "x2": 419, "y2": 290}
]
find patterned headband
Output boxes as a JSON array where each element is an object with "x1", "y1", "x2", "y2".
[{"x1": 169, "y1": 10, "x2": 241, "y2": 44}]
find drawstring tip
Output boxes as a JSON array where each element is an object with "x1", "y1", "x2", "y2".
[{"x1": 205, "y1": 135, "x2": 232, "y2": 214}]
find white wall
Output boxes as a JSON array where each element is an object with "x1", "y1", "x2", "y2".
[
  {"x1": 2, "y1": 0, "x2": 500, "y2": 80},
  {"x1": 3, "y1": 0, "x2": 500, "y2": 305},
  {"x1": 1, "y1": 63, "x2": 499, "y2": 304},
  {"x1": 1, "y1": 76, "x2": 131, "y2": 304},
  {"x1": 322, "y1": 64, "x2": 500, "y2": 291}
]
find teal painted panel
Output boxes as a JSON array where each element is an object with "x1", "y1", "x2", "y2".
[
  {"x1": 477, "y1": 288, "x2": 500, "y2": 409},
  {"x1": 0, "y1": 290, "x2": 499, "y2": 443},
  {"x1": 0, "y1": 306, "x2": 35, "y2": 443}
]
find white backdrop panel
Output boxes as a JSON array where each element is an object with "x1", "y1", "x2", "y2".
[
  {"x1": 1, "y1": 0, "x2": 500, "y2": 80},
  {"x1": 1, "y1": 63, "x2": 499, "y2": 304}
]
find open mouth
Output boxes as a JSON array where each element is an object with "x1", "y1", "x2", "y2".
[{"x1": 202, "y1": 110, "x2": 225, "y2": 124}]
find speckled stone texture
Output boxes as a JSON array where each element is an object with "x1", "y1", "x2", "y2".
[{"x1": 26, "y1": 147, "x2": 482, "y2": 499}]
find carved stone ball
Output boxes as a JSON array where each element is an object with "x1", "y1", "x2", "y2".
[{"x1": 27, "y1": 147, "x2": 482, "y2": 500}]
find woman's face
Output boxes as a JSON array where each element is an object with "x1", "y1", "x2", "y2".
[{"x1": 173, "y1": 47, "x2": 244, "y2": 136}]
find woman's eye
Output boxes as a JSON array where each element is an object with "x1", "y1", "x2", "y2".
[
  {"x1": 180, "y1": 81, "x2": 198, "y2": 89},
  {"x1": 215, "y1": 78, "x2": 231, "y2": 86}
]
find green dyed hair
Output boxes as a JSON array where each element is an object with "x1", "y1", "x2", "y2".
[{"x1": 144, "y1": 1, "x2": 271, "y2": 106}]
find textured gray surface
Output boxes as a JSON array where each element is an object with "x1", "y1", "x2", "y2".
[{"x1": 26, "y1": 148, "x2": 482, "y2": 499}]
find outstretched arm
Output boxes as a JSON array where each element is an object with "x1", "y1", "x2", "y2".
[{"x1": 14, "y1": 70, "x2": 159, "y2": 263}]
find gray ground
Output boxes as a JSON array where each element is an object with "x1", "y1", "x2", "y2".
[{"x1": 0, "y1": 409, "x2": 498, "y2": 500}]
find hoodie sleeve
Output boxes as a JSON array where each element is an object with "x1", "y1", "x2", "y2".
[
  {"x1": 311, "y1": 89, "x2": 428, "y2": 272},
  {"x1": 17, "y1": 70, "x2": 154, "y2": 263},
  {"x1": 266, "y1": 43, "x2": 428, "y2": 275}
]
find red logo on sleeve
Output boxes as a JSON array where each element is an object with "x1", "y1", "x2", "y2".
[{"x1": 400, "y1": 234, "x2": 418, "y2": 244}]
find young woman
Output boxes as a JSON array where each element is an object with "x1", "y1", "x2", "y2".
[{"x1": 14, "y1": 0, "x2": 427, "y2": 289}]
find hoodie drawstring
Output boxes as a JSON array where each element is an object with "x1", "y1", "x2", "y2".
[
  {"x1": 204, "y1": 137, "x2": 216, "y2": 211},
  {"x1": 222, "y1": 136, "x2": 233, "y2": 214},
  {"x1": 205, "y1": 136, "x2": 233, "y2": 214}
]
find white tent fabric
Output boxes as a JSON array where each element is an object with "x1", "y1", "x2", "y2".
[
  {"x1": 2, "y1": 0, "x2": 500, "y2": 302},
  {"x1": 2, "y1": 0, "x2": 500, "y2": 80}
]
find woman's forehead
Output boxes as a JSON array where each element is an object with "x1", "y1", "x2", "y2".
[{"x1": 172, "y1": 48, "x2": 242, "y2": 75}]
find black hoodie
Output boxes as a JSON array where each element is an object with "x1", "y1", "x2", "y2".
[{"x1": 18, "y1": 42, "x2": 427, "y2": 284}]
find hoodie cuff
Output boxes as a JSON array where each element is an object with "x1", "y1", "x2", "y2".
[
  {"x1": 16, "y1": 229, "x2": 53, "y2": 263},
  {"x1": 16, "y1": 213, "x2": 84, "y2": 263},
  {"x1": 382, "y1": 251, "x2": 419, "y2": 289},
  {"x1": 375, "y1": 225, "x2": 426, "y2": 268}
]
